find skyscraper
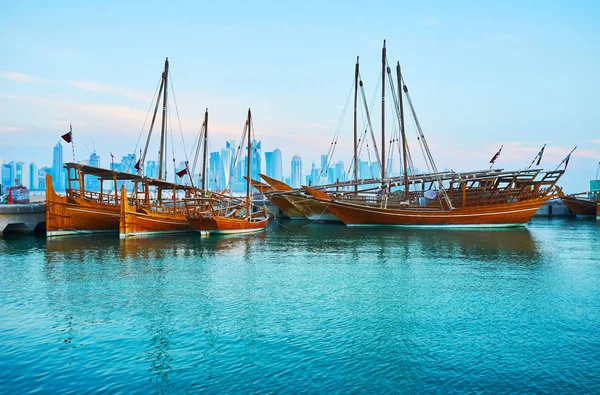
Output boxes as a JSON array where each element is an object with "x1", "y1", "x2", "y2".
[
  {"x1": 52, "y1": 142, "x2": 64, "y2": 191},
  {"x1": 310, "y1": 161, "x2": 319, "y2": 186},
  {"x1": 2, "y1": 162, "x2": 15, "y2": 191},
  {"x1": 334, "y1": 161, "x2": 345, "y2": 183},
  {"x1": 209, "y1": 151, "x2": 221, "y2": 191},
  {"x1": 291, "y1": 154, "x2": 302, "y2": 188},
  {"x1": 29, "y1": 163, "x2": 38, "y2": 190},
  {"x1": 86, "y1": 152, "x2": 101, "y2": 192},
  {"x1": 273, "y1": 148, "x2": 283, "y2": 181},
  {"x1": 220, "y1": 145, "x2": 234, "y2": 190},
  {"x1": 146, "y1": 161, "x2": 157, "y2": 178},
  {"x1": 265, "y1": 151, "x2": 274, "y2": 179}
]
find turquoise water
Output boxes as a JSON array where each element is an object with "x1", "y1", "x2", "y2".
[{"x1": 1, "y1": 218, "x2": 599, "y2": 393}]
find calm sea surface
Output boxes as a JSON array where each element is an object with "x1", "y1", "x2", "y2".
[{"x1": 1, "y1": 218, "x2": 599, "y2": 393}]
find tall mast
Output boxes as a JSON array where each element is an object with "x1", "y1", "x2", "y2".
[
  {"x1": 397, "y1": 62, "x2": 409, "y2": 199},
  {"x1": 158, "y1": 57, "x2": 169, "y2": 180},
  {"x1": 381, "y1": 40, "x2": 386, "y2": 181},
  {"x1": 353, "y1": 57, "x2": 359, "y2": 192},
  {"x1": 201, "y1": 109, "x2": 209, "y2": 190},
  {"x1": 246, "y1": 109, "x2": 252, "y2": 218}
]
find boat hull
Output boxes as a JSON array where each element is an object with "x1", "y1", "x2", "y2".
[
  {"x1": 46, "y1": 175, "x2": 120, "y2": 237},
  {"x1": 120, "y1": 210, "x2": 191, "y2": 237},
  {"x1": 560, "y1": 195, "x2": 597, "y2": 218},
  {"x1": 120, "y1": 189, "x2": 191, "y2": 237},
  {"x1": 284, "y1": 194, "x2": 340, "y2": 222},
  {"x1": 267, "y1": 195, "x2": 306, "y2": 220},
  {"x1": 308, "y1": 194, "x2": 551, "y2": 227},
  {"x1": 188, "y1": 215, "x2": 268, "y2": 235}
]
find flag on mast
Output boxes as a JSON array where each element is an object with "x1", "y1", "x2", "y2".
[
  {"x1": 61, "y1": 124, "x2": 73, "y2": 143},
  {"x1": 535, "y1": 144, "x2": 546, "y2": 166},
  {"x1": 555, "y1": 146, "x2": 577, "y2": 171},
  {"x1": 489, "y1": 145, "x2": 503, "y2": 166},
  {"x1": 176, "y1": 168, "x2": 187, "y2": 178}
]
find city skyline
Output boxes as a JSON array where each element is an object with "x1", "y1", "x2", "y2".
[{"x1": 1, "y1": 2, "x2": 600, "y2": 193}]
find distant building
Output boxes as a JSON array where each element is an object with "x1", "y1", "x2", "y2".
[
  {"x1": 29, "y1": 163, "x2": 38, "y2": 190},
  {"x1": 249, "y1": 140, "x2": 261, "y2": 181},
  {"x1": 291, "y1": 154, "x2": 302, "y2": 188},
  {"x1": 334, "y1": 161, "x2": 345, "y2": 183},
  {"x1": 52, "y1": 141, "x2": 64, "y2": 190},
  {"x1": 310, "y1": 162, "x2": 319, "y2": 186},
  {"x1": 209, "y1": 151, "x2": 221, "y2": 191},
  {"x1": 38, "y1": 167, "x2": 50, "y2": 190},
  {"x1": 273, "y1": 148, "x2": 282, "y2": 181},
  {"x1": 2, "y1": 161, "x2": 15, "y2": 191},
  {"x1": 146, "y1": 160, "x2": 157, "y2": 178}
]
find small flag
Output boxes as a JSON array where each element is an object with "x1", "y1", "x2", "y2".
[
  {"x1": 564, "y1": 153, "x2": 572, "y2": 170},
  {"x1": 489, "y1": 145, "x2": 503, "y2": 164},
  {"x1": 134, "y1": 159, "x2": 141, "y2": 171},
  {"x1": 61, "y1": 123, "x2": 73, "y2": 143},
  {"x1": 176, "y1": 168, "x2": 187, "y2": 178},
  {"x1": 535, "y1": 145, "x2": 546, "y2": 166},
  {"x1": 61, "y1": 131, "x2": 72, "y2": 143},
  {"x1": 555, "y1": 146, "x2": 577, "y2": 171}
]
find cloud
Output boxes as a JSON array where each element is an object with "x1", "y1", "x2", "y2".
[
  {"x1": 0, "y1": 71, "x2": 40, "y2": 83},
  {"x1": 1, "y1": 70, "x2": 149, "y2": 102},
  {"x1": 0, "y1": 125, "x2": 21, "y2": 133},
  {"x1": 68, "y1": 81, "x2": 149, "y2": 102},
  {"x1": 590, "y1": 138, "x2": 600, "y2": 144}
]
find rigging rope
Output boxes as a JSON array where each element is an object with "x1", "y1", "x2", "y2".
[{"x1": 129, "y1": 76, "x2": 162, "y2": 174}]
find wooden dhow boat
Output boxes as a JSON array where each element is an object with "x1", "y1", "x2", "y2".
[
  {"x1": 184, "y1": 109, "x2": 269, "y2": 235},
  {"x1": 119, "y1": 59, "x2": 206, "y2": 237},
  {"x1": 300, "y1": 41, "x2": 566, "y2": 227},
  {"x1": 304, "y1": 169, "x2": 564, "y2": 227},
  {"x1": 559, "y1": 191, "x2": 598, "y2": 218},
  {"x1": 46, "y1": 164, "x2": 142, "y2": 237},
  {"x1": 258, "y1": 174, "x2": 341, "y2": 221}
]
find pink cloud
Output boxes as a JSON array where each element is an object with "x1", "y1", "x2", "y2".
[
  {"x1": 68, "y1": 81, "x2": 149, "y2": 102},
  {"x1": 0, "y1": 125, "x2": 21, "y2": 133},
  {"x1": 0, "y1": 71, "x2": 40, "y2": 83}
]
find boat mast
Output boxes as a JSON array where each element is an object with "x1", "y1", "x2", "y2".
[
  {"x1": 246, "y1": 108, "x2": 252, "y2": 218},
  {"x1": 397, "y1": 62, "x2": 409, "y2": 200},
  {"x1": 353, "y1": 57, "x2": 359, "y2": 192},
  {"x1": 381, "y1": 40, "x2": 386, "y2": 181},
  {"x1": 202, "y1": 109, "x2": 208, "y2": 191},
  {"x1": 158, "y1": 57, "x2": 169, "y2": 181}
]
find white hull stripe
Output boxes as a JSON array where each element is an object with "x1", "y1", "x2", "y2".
[
  {"x1": 125, "y1": 214, "x2": 188, "y2": 226},
  {"x1": 47, "y1": 230, "x2": 117, "y2": 237},
  {"x1": 120, "y1": 230, "x2": 193, "y2": 238},
  {"x1": 347, "y1": 223, "x2": 526, "y2": 228},
  {"x1": 67, "y1": 208, "x2": 121, "y2": 217},
  {"x1": 204, "y1": 227, "x2": 266, "y2": 235},
  {"x1": 324, "y1": 200, "x2": 540, "y2": 218}
]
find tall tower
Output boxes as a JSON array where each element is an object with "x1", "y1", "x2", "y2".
[
  {"x1": 52, "y1": 141, "x2": 64, "y2": 190},
  {"x1": 273, "y1": 148, "x2": 283, "y2": 181},
  {"x1": 291, "y1": 154, "x2": 302, "y2": 188}
]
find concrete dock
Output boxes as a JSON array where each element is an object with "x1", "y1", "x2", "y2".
[{"x1": 0, "y1": 204, "x2": 46, "y2": 237}]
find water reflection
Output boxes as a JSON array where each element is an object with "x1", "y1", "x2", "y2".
[{"x1": 269, "y1": 222, "x2": 539, "y2": 264}]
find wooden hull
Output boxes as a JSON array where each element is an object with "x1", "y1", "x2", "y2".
[
  {"x1": 560, "y1": 195, "x2": 597, "y2": 217},
  {"x1": 304, "y1": 186, "x2": 550, "y2": 227},
  {"x1": 266, "y1": 194, "x2": 306, "y2": 220},
  {"x1": 120, "y1": 194, "x2": 191, "y2": 237},
  {"x1": 284, "y1": 194, "x2": 340, "y2": 222},
  {"x1": 46, "y1": 174, "x2": 120, "y2": 237},
  {"x1": 258, "y1": 174, "x2": 305, "y2": 219},
  {"x1": 188, "y1": 215, "x2": 268, "y2": 235}
]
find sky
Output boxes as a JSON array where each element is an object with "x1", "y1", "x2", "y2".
[{"x1": 1, "y1": 0, "x2": 599, "y2": 192}]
